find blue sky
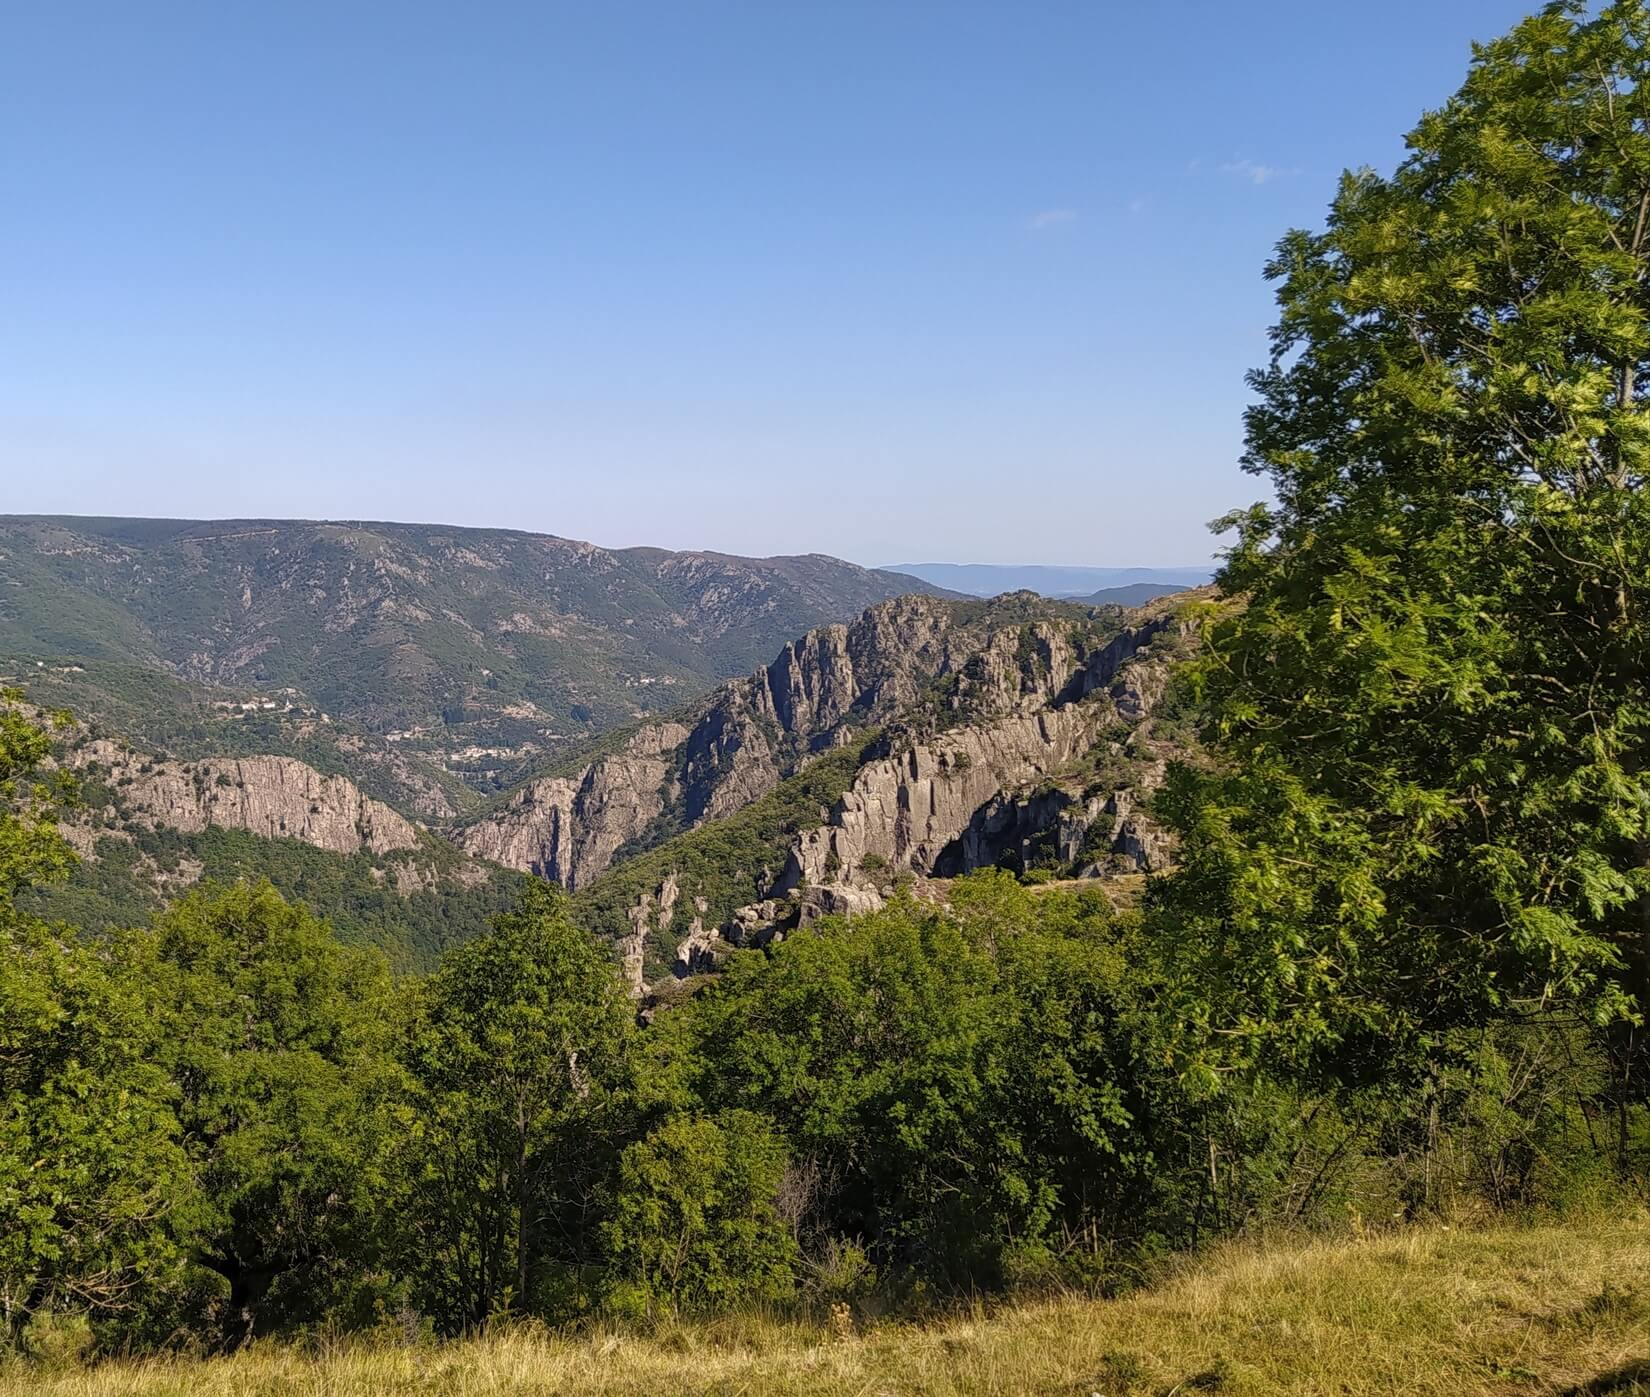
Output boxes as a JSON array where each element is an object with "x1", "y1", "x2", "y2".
[{"x1": 2, "y1": 1, "x2": 1536, "y2": 566}]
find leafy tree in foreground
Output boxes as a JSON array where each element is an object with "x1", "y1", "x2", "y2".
[
  {"x1": 1155, "y1": 2, "x2": 1650, "y2": 1111},
  {"x1": 664, "y1": 874, "x2": 1198, "y2": 1290},
  {"x1": 396, "y1": 880, "x2": 635, "y2": 1331},
  {"x1": 0, "y1": 693, "x2": 189, "y2": 1349},
  {"x1": 140, "y1": 881, "x2": 397, "y2": 1347},
  {"x1": 600, "y1": 1109, "x2": 796, "y2": 1316}
]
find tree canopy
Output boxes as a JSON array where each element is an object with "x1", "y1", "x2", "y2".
[{"x1": 1155, "y1": 0, "x2": 1650, "y2": 1086}]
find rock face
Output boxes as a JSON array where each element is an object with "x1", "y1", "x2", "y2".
[
  {"x1": 778, "y1": 612, "x2": 1179, "y2": 891},
  {"x1": 457, "y1": 725, "x2": 689, "y2": 889},
  {"x1": 781, "y1": 706, "x2": 1102, "y2": 889},
  {"x1": 70, "y1": 739, "x2": 419, "y2": 856},
  {"x1": 935, "y1": 786, "x2": 1097, "y2": 877},
  {"x1": 614, "y1": 872, "x2": 724, "y2": 995},
  {"x1": 636, "y1": 605, "x2": 1197, "y2": 960},
  {"x1": 673, "y1": 898, "x2": 721, "y2": 979},
  {"x1": 460, "y1": 593, "x2": 1119, "y2": 889},
  {"x1": 618, "y1": 874, "x2": 684, "y2": 997},
  {"x1": 795, "y1": 882, "x2": 886, "y2": 926}
]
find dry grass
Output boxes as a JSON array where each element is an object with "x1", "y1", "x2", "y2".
[{"x1": 8, "y1": 1216, "x2": 1649, "y2": 1396}]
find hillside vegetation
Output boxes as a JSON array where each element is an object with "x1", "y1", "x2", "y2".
[
  {"x1": 0, "y1": 515, "x2": 943, "y2": 804},
  {"x1": 571, "y1": 737, "x2": 874, "y2": 969},
  {"x1": 21, "y1": 826, "x2": 518, "y2": 971}
]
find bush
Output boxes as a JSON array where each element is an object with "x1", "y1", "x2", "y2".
[{"x1": 601, "y1": 1111, "x2": 797, "y2": 1314}]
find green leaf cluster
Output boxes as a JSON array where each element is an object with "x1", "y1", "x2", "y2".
[{"x1": 1155, "y1": 1, "x2": 1650, "y2": 1084}]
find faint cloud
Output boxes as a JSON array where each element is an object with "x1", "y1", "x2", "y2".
[
  {"x1": 1027, "y1": 208, "x2": 1077, "y2": 230},
  {"x1": 1126, "y1": 195, "x2": 1152, "y2": 216},
  {"x1": 1218, "y1": 157, "x2": 1301, "y2": 185}
]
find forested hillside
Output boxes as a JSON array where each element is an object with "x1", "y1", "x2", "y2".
[{"x1": 0, "y1": 516, "x2": 946, "y2": 808}]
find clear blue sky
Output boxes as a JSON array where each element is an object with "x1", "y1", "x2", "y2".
[{"x1": 2, "y1": 1, "x2": 1536, "y2": 566}]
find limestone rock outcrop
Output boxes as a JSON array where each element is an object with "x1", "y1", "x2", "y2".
[
  {"x1": 69, "y1": 739, "x2": 418, "y2": 856},
  {"x1": 795, "y1": 882, "x2": 886, "y2": 926},
  {"x1": 777, "y1": 610, "x2": 1180, "y2": 891},
  {"x1": 460, "y1": 593, "x2": 1118, "y2": 887},
  {"x1": 456, "y1": 724, "x2": 689, "y2": 889},
  {"x1": 595, "y1": 600, "x2": 1198, "y2": 965},
  {"x1": 618, "y1": 873, "x2": 683, "y2": 997},
  {"x1": 781, "y1": 706, "x2": 1103, "y2": 889},
  {"x1": 673, "y1": 897, "x2": 722, "y2": 978}
]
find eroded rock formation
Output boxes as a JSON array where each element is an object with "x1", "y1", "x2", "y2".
[
  {"x1": 69, "y1": 739, "x2": 419, "y2": 856},
  {"x1": 459, "y1": 593, "x2": 1113, "y2": 888},
  {"x1": 457, "y1": 724, "x2": 689, "y2": 889}
]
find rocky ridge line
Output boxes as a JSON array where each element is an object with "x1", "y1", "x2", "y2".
[
  {"x1": 65, "y1": 738, "x2": 421, "y2": 857},
  {"x1": 613, "y1": 609, "x2": 1190, "y2": 992},
  {"x1": 457, "y1": 593, "x2": 1109, "y2": 889}
]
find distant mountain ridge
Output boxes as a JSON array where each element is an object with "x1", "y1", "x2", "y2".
[
  {"x1": 1070, "y1": 582, "x2": 1191, "y2": 607},
  {"x1": 0, "y1": 515, "x2": 949, "y2": 814},
  {"x1": 885, "y1": 562, "x2": 1213, "y2": 599},
  {"x1": 456, "y1": 590, "x2": 1119, "y2": 892}
]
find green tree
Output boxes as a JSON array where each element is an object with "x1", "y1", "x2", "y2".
[
  {"x1": 1155, "y1": 3, "x2": 1650, "y2": 1123},
  {"x1": 0, "y1": 693, "x2": 189, "y2": 1349},
  {"x1": 667, "y1": 875, "x2": 1194, "y2": 1289},
  {"x1": 396, "y1": 880, "x2": 634, "y2": 1331},
  {"x1": 141, "y1": 881, "x2": 396, "y2": 1346},
  {"x1": 600, "y1": 1110, "x2": 796, "y2": 1315},
  {"x1": 0, "y1": 691, "x2": 74, "y2": 915}
]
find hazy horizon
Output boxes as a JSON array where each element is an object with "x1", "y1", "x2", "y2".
[{"x1": 4, "y1": 1, "x2": 1533, "y2": 564}]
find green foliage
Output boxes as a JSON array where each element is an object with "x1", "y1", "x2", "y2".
[
  {"x1": 655, "y1": 874, "x2": 1194, "y2": 1289},
  {"x1": 0, "y1": 694, "x2": 191, "y2": 1349},
  {"x1": 22, "y1": 827, "x2": 519, "y2": 971},
  {"x1": 394, "y1": 881, "x2": 636, "y2": 1331},
  {"x1": 137, "y1": 882, "x2": 399, "y2": 1346},
  {"x1": 1153, "y1": 3, "x2": 1650, "y2": 1091},
  {"x1": 16, "y1": 7, "x2": 1650, "y2": 1360},
  {"x1": 0, "y1": 691, "x2": 75, "y2": 911},
  {"x1": 0, "y1": 917, "x2": 191, "y2": 1349},
  {"x1": 600, "y1": 1110, "x2": 797, "y2": 1316}
]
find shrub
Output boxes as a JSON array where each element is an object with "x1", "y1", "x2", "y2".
[{"x1": 601, "y1": 1110, "x2": 797, "y2": 1314}]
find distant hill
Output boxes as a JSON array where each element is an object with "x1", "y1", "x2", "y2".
[
  {"x1": 1069, "y1": 582, "x2": 1191, "y2": 607},
  {"x1": 0, "y1": 515, "x2": 948, "y2": 812},
  {"x1": 885, "y1": 562, "x2": 1213, "y2": 598}
]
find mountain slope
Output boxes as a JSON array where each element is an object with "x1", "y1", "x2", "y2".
[
  {"x1": 456, "y1": 591, "x2": 1128, "y2": 891},
  {"x1": 549, "y1": 590, "x2": 1206, "y2": 983},
  {"x1": 0, "y1": 516, "x2": 946, "y2": 806},
  {"x1": 1068, "y1": 581, "x2": 1190, "y2": 606},
  {"x1": 16, "y1": 587, "x2": 1204, "y2": 977},
  {"x1": 20, "y1": 712, "x2": 518, "y2": 968},
  {"x1": 886, "y1": 562, "x2": 1212, "y2": 598}
]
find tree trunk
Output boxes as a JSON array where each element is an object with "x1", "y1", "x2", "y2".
[{"x1": 200, "y1": 1252, "x2": 279, "y2": 1351}]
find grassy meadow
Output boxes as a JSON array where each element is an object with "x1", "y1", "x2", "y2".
[{"x1": 10, "y1": 1215, "x2": 1646, "y2": 1397}]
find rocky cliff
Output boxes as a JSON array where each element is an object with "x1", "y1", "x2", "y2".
[
  {"x1": 454, "y1": 724, "x2": 689, "y2": 889},
  {"x1": 459, "y1": 592, "x2": 1123, "y2": 889},
  {"x1": 569, "y1": 598, "x2": 1204, "y2": 991},
  {"x1": 67, "y1": 737, "x2": 420, "y2": 856},
  {"x1": 780, "y1": 705, "x2": 1103, "y2": 890},
  {"x1": 776, "y1": 611, "x2": 1181, "y2": 896}
]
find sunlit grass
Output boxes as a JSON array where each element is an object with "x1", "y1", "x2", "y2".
[{"x1": 9, "y1": 1215, "x2": 1648, "y2": 1396}]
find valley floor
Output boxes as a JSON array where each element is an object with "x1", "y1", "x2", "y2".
[{"x1": 10, "y1": 1216, "x2": 1648, "y2": 1396}]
